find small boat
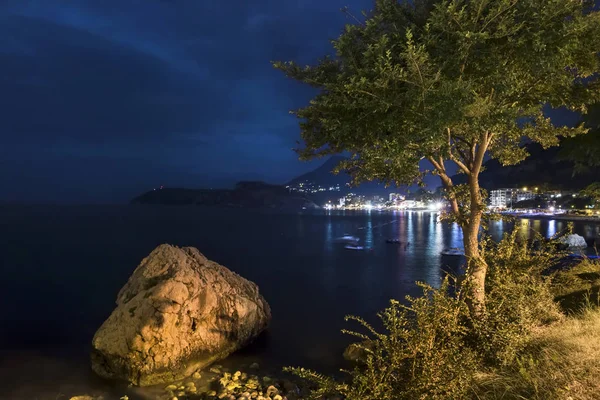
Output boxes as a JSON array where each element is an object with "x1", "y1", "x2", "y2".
[
  {"x1": 441, "y1": 247, "x2": 465, "y2": 256},
  {"x1": 345, "y1": 245, "x2": 365, "y2": 251},
  {"x1": 336, "y1": 235, "x2": 360, "y2": 243},
  {"x1": 386, "y1": 239, "x2": 401, "y2": 244}
]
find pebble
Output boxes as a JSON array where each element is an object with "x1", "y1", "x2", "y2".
[
  {"x1": 171, "y1": 398, "x2": 178, "y2": 400},
  {"x1": 208, "y1": 391, "x2": 217, "y2": 396},
  {"x1": 185, "y1": 381, "x2": 196, "y2": 387},
  {"x1": 193, "y1": 371, "x2": 202, "y2": 379},
  {"x1": 249, "y1": 362, "x2": 260, "y2": 369},
  {"x1": 273, "y1": 395, "x2": 283, "y2": 400},
  {"x1": 165, "y1": 385, "x2": 178, "y2": 391},
  {"x1": 266, "y1": 385, "x2": 279, "y2": 397},
  {"x1": 250, "y1": 391, "x2": 258, "y2": 398},
  {"x1": 210, "y1": 366, "x2": 222, "y2": 374}
]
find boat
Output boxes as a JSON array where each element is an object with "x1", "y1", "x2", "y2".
[
  {"x1": 441, "y1": 247, "x2": 465, "y2": 256},
  {"x1": 386, "y1": 239, "x2": 401, "y2": 244},
  {"x1": 336, "y1": 235, "x2": 360, "y2": 243},
  {"x1": 345, "y1": 245, "x2": 365, "y2": 251}
]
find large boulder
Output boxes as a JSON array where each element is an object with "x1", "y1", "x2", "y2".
[
  {"x1": 91, "y1": 244, "x2": 271, "y2": 386},
  {"x1": 558, "y1": 234, "x2": 588, "y2": 249}
]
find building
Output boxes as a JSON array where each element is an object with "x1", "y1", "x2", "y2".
[
  {"x1": 490, "y1": 188, "x2": 536, "y2": 208},
  {"x1": 490, "y1": 189, "x2": 512, "y2": 208},
  {"x1": 515, "y1": 190, "x2": 535, "y2": 203},
  {"x1": 389, "y1": 193, "x2": 406, "y2": 202}
]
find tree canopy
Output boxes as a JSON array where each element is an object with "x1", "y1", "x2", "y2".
[{"x1": 274, "y1": 0, "x2": 600, "y2": 189}]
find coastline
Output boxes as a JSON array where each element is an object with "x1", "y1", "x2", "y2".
[{"x1": 499, "y1": 212, "x2": 600, "y2": 223}]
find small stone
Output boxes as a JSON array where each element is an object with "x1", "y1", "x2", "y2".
[
  {"x1": 210, "y1": 367, "x2": 222, "y2": 374},
  {"x1": 70, "y1": 396, "x2": 94, "y2": 400},
  {"x1": 249, "y1": 363, "x2": 259, "y2": 369},
  {"x1": 188, "y1": 386, "x2": 197, "y2": 393},
  {"x1": 193, "y1": 372, "x2": 201, "y2": 379},
  {"x1": 170, "y1": 398, "x2": 178, "y2": 400},
  {"x1": 262, "y1": 376, "x2": 272, "y2": 383},
  {"x1": 266, "y1": 385, "x2": 278, "y2": 397},
  {"x1": 208, "y1": 391, "x2": 217, "y2": 396},
  {"x1": 241, "y1": 373, "x2": 248, "y2": 380},
  {"x1": 165, "y1": 385, "x2": 178, "y2": 391},
  {"x1": 273, "y1": 395, "x2": 283, "y2": 400},
  {"x1": 251, "y1": 391, "x2": 258, "y2": 398},
  {"x1": 185, "y1": 381, "x2": 196, "y2": 387},
  {"x1": 226, "y1": 382, "x2": 240, "y2": 392},
  {"x1": 177, "y1": 391, "x2": 185, "y2": 397}
]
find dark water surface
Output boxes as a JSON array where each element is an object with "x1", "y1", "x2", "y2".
[{"x1": 1, "y1": 205, "x2": 599, "y2": 399}]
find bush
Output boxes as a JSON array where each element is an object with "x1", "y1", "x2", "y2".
[
  {"x1": 287, "y1": 279, "x2": 479, "y2": 400},
  {"x1": 474, "y1": 232, "x2": 563, "y2": 366},
  {"x1": 287, "y1": 232, "x2": 564, "y2": 400},
  {"x1": 551, "y1": 257, "x2": 600, "y2": 313}
]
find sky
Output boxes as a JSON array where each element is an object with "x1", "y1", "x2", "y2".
[
  {"x1": 0, "y1": 0, "x2": 374, "y2": 203},
  {"x1": 0, "y1": 0, "x2": 587, "y2": 204}
]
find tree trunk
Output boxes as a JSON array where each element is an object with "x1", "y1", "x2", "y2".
[{"x1": 464, "y1": 174, "x2": 487, "y2": 317}]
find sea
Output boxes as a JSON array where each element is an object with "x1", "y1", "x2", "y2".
[{"x1": 1, "y1": 205, "x2": 599, "y2": 399}]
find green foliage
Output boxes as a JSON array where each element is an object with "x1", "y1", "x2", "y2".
[
  {"x1": 274, "y1": 0, "x2": 600, "y2": 189},
  {"x1": 552, "y1": 257, "x2": 600, "y2": 313},
  {"x1": 560, "y1": 103, "x2": 600, "y2": 172},
  {"x1": 474, "y1": 232, "x2": 563, "y2": 366},
  {"x1": 288, "y1": 279, "x2": 479, "y2": 400},
  {"x1": 287, "y1": 232, "x2": 564, "y2": 399}
]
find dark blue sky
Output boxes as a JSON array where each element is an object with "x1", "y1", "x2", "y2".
[
  {"x1": 0, "y1": 0, "x2": 374, "y2": 203},
  {"x1": 0, "y1": 0, "x2": 585, "y2": 204}
]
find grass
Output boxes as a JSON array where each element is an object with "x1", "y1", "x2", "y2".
[
  {"x1": 473, "y1": 305, "x2": 600, "y2": 400},
  {"x1": 473, "y1": 258, "x2": 600, "y2": 400},
  {"x1": 552, "y1": 258, "x2": 600, "y2": 314}
]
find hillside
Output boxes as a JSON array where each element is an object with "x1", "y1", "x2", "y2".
[
  {"x1": 131, "y1": 181, "x2": 319, "y2": 210},
  {"x1": 452, "y1": 142, "x2": 600, "y2": 190},
  {"x1": 287, "y1": 156, "x2": 403, "y2": 198}
]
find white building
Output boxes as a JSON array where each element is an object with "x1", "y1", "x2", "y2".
[
  {"x1": 490, "y1": 188, "x2": 536, "y2": 208},
  {"x1": 490, "y1": 189, "x2": 512, "y2": 208}
]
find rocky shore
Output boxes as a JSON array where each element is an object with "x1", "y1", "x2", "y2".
[{"x1": 69, "y1": 362, "x2": 315, "y2": 400}]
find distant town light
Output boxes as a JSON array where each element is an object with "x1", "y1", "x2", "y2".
[{"x1": 549, "y1": 206, "x2": 555, "y2": 212}]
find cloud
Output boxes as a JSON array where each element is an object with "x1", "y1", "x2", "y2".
[{"x1": 0, "y1": 0, "x2": 372, "y2": 202}]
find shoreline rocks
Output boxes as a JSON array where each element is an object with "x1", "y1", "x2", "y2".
[{"x1": 91, "y1": 244, "x2": 271, "y2": 386}]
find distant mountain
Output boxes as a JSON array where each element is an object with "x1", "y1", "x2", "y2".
[
  {"x1": 287, "y1": 156, "x2": 403, "y2": 199},
  {"x1": 287, "y1": 156, "x2": 350, "y2": 187},
  {"x1": 452, "y1": 142, "x2": 600, "y2": 190},
  {"x1": 131, "y1": 181, "x2": 319, "y2": 210}
]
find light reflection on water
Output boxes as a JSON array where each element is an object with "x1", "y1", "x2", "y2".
[{"x1": 0, "y1": 206, "x2": 599, "y2": 399}]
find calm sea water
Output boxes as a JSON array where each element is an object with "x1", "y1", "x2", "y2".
[{"x1": 1, "y1": 205, "x2": 599, "y2": 399}]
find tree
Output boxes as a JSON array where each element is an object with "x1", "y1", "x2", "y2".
[
  {"x1": 580, "y1": 182, "x2": 600, "y2": 208},
  {"x1": 274, "y1": 0, "x2": 600, "y2": 315},
  {"x1": 561, "y1": 102, "x2": 600, "y2": 171}
]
